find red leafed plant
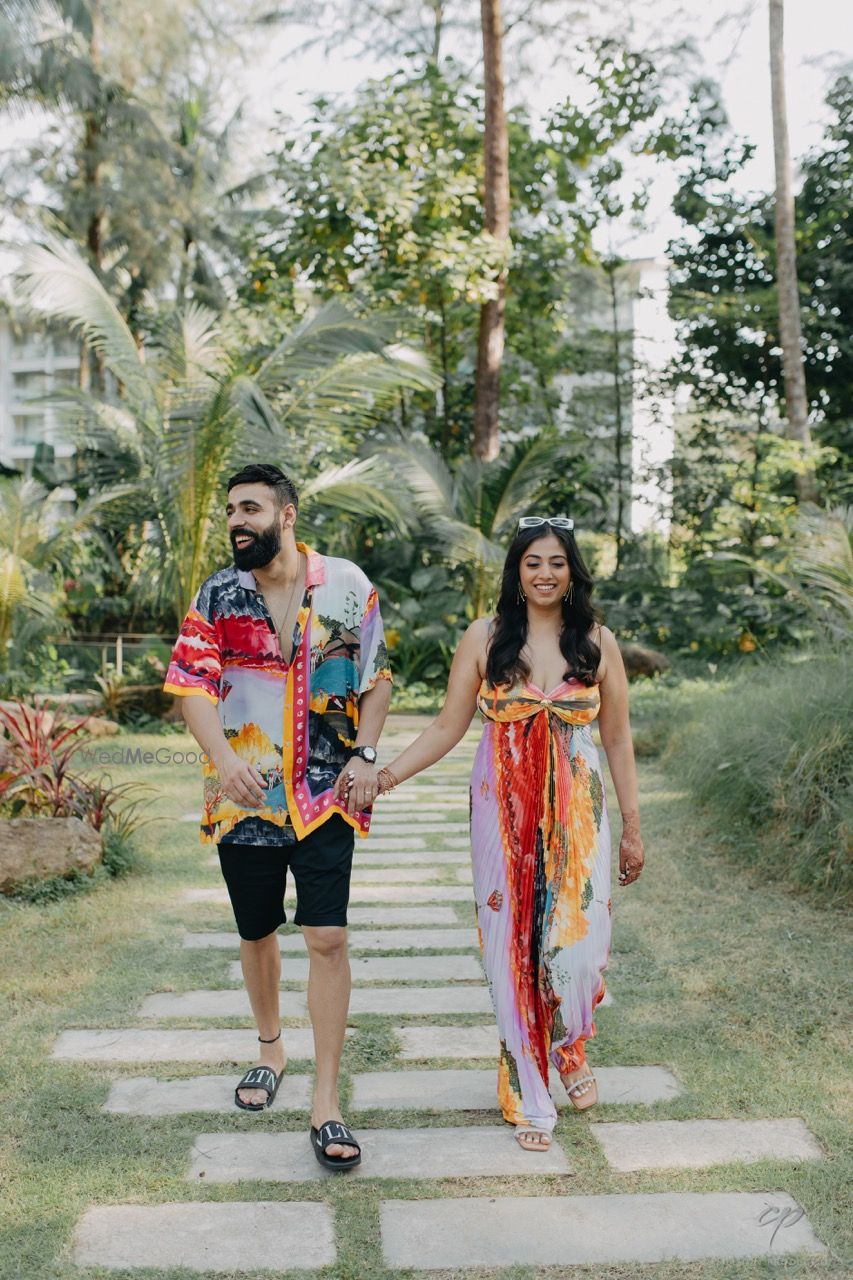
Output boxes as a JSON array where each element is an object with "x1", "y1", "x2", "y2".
[
  {"x1": 0, "y1": 699, "x2": 147, "y2": 834},
  {"x1": 0, "y1": 699, "x2": 94, "y2": 817}
]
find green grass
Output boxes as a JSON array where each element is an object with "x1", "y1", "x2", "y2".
[
  {"x1": 1, "y1": 722, "x2": 851, "y2": 1279},
  {"x1": 661, "y1": 649, "x2": 852, "y2": 906}
]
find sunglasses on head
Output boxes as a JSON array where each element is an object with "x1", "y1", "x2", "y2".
[{"x1": 517, "y1": 515, "x2": 574, "y2": 532}]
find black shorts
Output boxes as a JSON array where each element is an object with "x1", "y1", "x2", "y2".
[{"x1": 217, "y1": 815, "x2": 355, "y2": 940}]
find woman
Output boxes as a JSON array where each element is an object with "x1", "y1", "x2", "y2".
[{"x1": 363, "y1": 516, "x2": 645, "y2": 1150}]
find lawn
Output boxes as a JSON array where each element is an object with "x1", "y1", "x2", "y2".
[{"x1": 1, "y1": 718, "x2": 851, "y2": 1280}]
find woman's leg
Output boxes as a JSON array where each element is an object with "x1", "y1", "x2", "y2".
[{"x1": 471, "y1": 753, "x2": 558, "y2": 1135}]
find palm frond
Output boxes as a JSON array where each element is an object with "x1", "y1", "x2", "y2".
[
  {"x1": 300, "y1": 458, "x2": 407, "y2": 529},
  {"x1": 15, "y1": 234, "x2": 159, "y2": 426}
]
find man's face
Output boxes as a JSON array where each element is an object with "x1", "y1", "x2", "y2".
[{"x1": 226, "y1": 483, "x2": 292, "y2": 570}]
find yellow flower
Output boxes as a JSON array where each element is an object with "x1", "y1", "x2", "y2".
[
  {"x1": 385, "y1": 627, "x2": 401, "y2": 651},
  {"x1": 689, "y1": 640, "x2": 699, "y2": 651},
  {"x1": 739, "y1": 631, "x2": 757, "y2": 652}
]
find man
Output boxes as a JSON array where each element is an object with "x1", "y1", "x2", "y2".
[{"x1": 164, "y1": 463, "x2": 392, "y2": 1170}]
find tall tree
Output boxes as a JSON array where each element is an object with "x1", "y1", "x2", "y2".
[
  {"x1": 768, "y1": 0, "x2": 818, "y2": 501},
  {"x1": 473, "y1": 0, "x2": 510, "y2": 461}
]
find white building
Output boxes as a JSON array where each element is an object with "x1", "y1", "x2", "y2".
[
  {"x1": 558, "y1": 256, "x2": 678, "y2": 537},
  {"x1": 0, "y1": 310, "x2": 79, "y2": 474}
]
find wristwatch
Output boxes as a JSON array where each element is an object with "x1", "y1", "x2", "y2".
[{"x1": 349, "y1": 745, "x2": 378, "y2": 764}]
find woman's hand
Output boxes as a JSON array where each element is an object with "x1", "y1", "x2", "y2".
[
  {"x1": 333, "y1": 758, "x2": 380, "y2": 814},
  {"x1": 617, "y1": 811, "x2": 644, "y2": 886}
]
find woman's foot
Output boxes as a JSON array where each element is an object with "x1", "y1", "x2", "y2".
[
  {"x1": 559, "y1": 1064, "x2": 598, "y2": 1111},
  {"x1": 515, "y1": 1126, "x2": 552, "y2": 1151}
]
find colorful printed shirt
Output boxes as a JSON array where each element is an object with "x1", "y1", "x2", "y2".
[{"x1": 163, "y1": 543, "x2": 392, "y2": 845}]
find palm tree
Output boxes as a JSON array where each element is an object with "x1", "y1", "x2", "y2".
[
  {"x1": 768, "y1": 0, "x2": 818, "y2": 502},
  {"x1": 0, "y1": 476, "x2": 124, "y2": 669},
  {"x1": 382, "y1": 432, "x2": 589, "y2": 616},
  {"x1": 16, "y1": 235, "x2": 438, "y2": 626},
  {"x1": 474, "y1": 0, "x2": 511, "y2": 461}
]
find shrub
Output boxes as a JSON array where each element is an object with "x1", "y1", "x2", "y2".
[
  {"x1": 0, "y1": 700, "x2": 149, "y2": 896},
  {"x1": 663, "y1": 649, "x2": 851, "y2": 905}
]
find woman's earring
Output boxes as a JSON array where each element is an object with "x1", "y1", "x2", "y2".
[
  {"x1": 517, "y1": 583, "x2": 526, "y2": 604},
  {"x1": 564, "y1": 582, "x2": 574, "y2": 603}
]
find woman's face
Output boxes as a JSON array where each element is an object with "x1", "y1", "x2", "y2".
[{"x1": 518, "y1": 533, "x2": 570, "y2": 607}]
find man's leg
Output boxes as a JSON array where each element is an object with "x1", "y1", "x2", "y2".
[
  {"x1": 237, "y1": 931, "x2": 287, "y2": 1106},
  {"x1": 302, "y1": 925, "x2": 357, "y2": 1159},
  {"x1": 217, "y1": 841, "x2": 289, "y2": 1107}
]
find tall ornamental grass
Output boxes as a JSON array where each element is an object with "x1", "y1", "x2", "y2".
[{"x1": 662, "y1": 650, "x2": 851, "y2": 906}]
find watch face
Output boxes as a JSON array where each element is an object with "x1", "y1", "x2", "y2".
[{"x1": 359, "y1": 747, "x2": 377, "y2": 764}]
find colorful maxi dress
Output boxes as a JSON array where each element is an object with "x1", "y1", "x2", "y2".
[{"x1": 470, "y1": 677, "x2": 612, "y2": 1132}]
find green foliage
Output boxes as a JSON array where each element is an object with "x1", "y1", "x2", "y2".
[
  {"x1": 17, "y1": 235, "x2": 436, "y2": 623},
  {"x1": 243, "y1": 50, "x2": 667, "y2": 455},
  {"x1": 664, "y1": 652, "x2": 852, "y2": 905},
  {"x1": 666, "y1": 72, "x2": 852, "y2": 501}
]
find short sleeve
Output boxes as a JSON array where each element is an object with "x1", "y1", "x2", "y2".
[
  {"x1": 358, "y1": 584, "x2": 392, "y2": 695},
  {"x1": 163, "y1": 583, "x2": 222, "y2": 704}
]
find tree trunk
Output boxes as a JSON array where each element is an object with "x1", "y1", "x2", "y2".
[
  {"x1": 473, "y1": 0, "x2": 510, "y2": 462},
  {"x1": 769, "y1": 0, "x2": 818, "y2": 502},
  {"x1": 83, "y1": 0, "x2": 106, "y2": 391},
  {"x1": 606, "y1": 258, "x2": 628, "y2": 574}
]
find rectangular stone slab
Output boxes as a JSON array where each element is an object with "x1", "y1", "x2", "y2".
[
  {"x1": 227, "y1": 954, "x2": 484, "y2": 983},
  {"x1": 184, "y1": 926, "x2": 478, "y2": 952},
  {"x1": 380, "y1": 1193, "x2": 827, "y2": 1268},
  {"x1": 356, "y1": 849, "x2": 469, "y2": 865},
  {"x1": 352, "y1": 1066, "x2": 681, "y2": 1111},
  {"x1": 590, "y1": 1117, "x2": 824, "y2": 1172},
  {"x1": 140, "y1": 987, "x2": 492, "y2": 1018},
  {"x1": 395, "y1": 1025, "x2": 497, "y2": 1059},
  {"x1": 103, "y1": 1073, "x2": 313, "y2": 1115},
  {"x1": 72, "y1": 1202, "x2": 335, "y2": 1270},
  {"x1": 52, "y1": 1028, "x2": 330, "y2": 1062},
  {"x1": 348, "y1": 906, "x2": 462, "y2": 925},
  {"x1": 369, "y1": 823, "x2": 468, "y2": 836},
  {"x1": 188, "y1": 1126, "x2": 570, "y2": 1183},
  {"x1": 181, "y1": 884, "x2": 472, "y2": 904},
  {"x1": 350, "y1": 867, "x2": 459, "y2": 884}
]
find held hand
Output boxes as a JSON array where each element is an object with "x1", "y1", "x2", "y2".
[
  {"x1": 213, "y1": 749, "x2": 267, "y2": 809},
  {"x1": 334, "y1": 758, "x2": 380, "y2": 815},
  {"x1": 617, "y1": 812, "x2": 644, "y2": 886}
]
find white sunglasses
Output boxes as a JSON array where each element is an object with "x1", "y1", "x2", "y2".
[{"x1": 517, "y1": 515, "x2": 574, "y2": 532}]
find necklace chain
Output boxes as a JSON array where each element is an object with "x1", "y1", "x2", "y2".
[{"x1": 268, "y1": 555, "x2": 305, "y2": 637}]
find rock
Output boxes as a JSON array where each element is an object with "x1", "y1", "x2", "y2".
[
  {"x1": 0, "y1": 816, "x2": 102, "y2": 893},
  {"x1": 81, "y1": 717, "x2": 120, "y2": 737},
  {"x1": 618, "y1": 642, "x2": 670, "y2": 679}
]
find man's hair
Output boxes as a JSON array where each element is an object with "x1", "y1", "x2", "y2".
[{"x1": 226, "y1": 464, "x2": 299, "y2": 512}]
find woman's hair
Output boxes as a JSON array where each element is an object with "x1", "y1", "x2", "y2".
[{"x1": 485, "y1": 525, "x2": 603, "y2": 689}]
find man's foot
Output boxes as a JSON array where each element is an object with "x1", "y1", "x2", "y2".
[
  {"x1": 236, "y1": 1041, "x2": 287, "y2": 1108},
  {"x1": 311, "y1": 1104, "x2": 359, "y2": 1160},
  {"x1": 559, "y1": 1064, "x2": 598, "y2": 1111},
  {"x1": 515, "y1": 1126, "x2": 552, "y2": 1151}
]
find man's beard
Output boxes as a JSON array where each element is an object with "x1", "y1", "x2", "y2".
[{"x1": 231, "y1": 519, "x2": 281, "y2": 570}]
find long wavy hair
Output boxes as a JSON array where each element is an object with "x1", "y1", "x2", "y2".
[{"x1": 485, "y1": 525, "x2": 603, "y2": 689}]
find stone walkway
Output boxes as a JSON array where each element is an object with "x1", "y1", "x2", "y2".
[{"x1": 58, "y1": 723, "x2": 827, "y2": 1273}]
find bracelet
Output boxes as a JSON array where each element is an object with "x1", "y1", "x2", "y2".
[{"x1": 377, "y1": 767, "x2": 399, "y2": 794}]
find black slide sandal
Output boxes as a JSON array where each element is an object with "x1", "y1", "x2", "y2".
[
  {"x1": 234, "y1": 1065, "x2": 283, "y2": 1111},
  {"x1": 310, "y1": 1120, "x2": 362, "y2": 1171}
]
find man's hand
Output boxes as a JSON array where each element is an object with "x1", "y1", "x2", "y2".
[
  {"x1": 333, "y1": 757, "x2": 379, "y2": 815},
  {"x1": 212, "y1": 747, "x2": 267, "y2": 809}
]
